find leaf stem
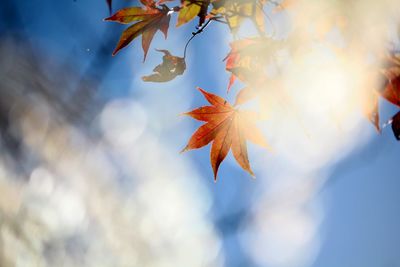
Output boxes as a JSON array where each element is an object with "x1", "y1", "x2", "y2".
[{"x1": 183, "y1": 19, "x2": 213, "y2": 59}]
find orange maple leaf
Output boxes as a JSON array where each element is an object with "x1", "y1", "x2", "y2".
[
  {"x1": 182, "y1": 87, "x2": 269, "y2": 180},
  {"x1": 105, "y1": 0, "x2": 171, "y2": 60}
]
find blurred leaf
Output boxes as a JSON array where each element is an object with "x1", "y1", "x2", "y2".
[
  {"x1": 224, "y1": 37, "x2": 280, "y2": 89},
  {"x1": 363, "y1": 89, "x2": 380, "y2": 132},
  {"x1": 210, "y1": 0, "x2": 266, "y2": 35},
  {"x1": 272, "y1": 0, "x2": 296, "y2": 13},
  {"x1": 365, "y1": 52, "x2": 400, "y2": 135},
  {"x1": 234, "y1": 87, "x2": 257, "y2": 106},
  {"x1": 380, "y1": 53, "x2": 400, "y2": 107}
]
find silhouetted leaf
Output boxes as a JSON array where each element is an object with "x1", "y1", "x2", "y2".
[{"x1": 142, "y1": 49, "x2": 186, "y2": 82}]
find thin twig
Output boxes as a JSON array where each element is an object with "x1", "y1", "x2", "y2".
[{"x1": 183, "y1": 19, "x2": 213, "y2": 59}]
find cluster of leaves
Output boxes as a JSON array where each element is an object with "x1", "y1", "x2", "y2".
[
  {"x1": 105, "y1": 0, "x2": 400, "y2": 180},
  {"x1": 105, "y1": 0, "x2": 273, "y2": 180}
]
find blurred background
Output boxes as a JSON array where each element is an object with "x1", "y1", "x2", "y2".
[{"x1": 0, "y1": 1, "x2": 400, "y2": 267}]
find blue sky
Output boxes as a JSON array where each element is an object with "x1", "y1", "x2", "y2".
[{"x1": 1, "y1": 1, "x2": 400, "y2": 267}]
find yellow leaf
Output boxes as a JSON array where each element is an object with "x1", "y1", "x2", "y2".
[{"x1": 177, "y1": 1, "x2": 202, "y2": 27}]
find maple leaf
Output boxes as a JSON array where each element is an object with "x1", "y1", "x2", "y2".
[
  {"x1": 177, "y1": 0, "x2": 211, "y2": 27},
  {"x1": 105, "y1": 0, "x2": 171, "y2": 60},
  {"x1": 182, "y1": 87, "x2": 269, "y2": 180},
  {"x1": 142, "y1": 49, "x2": 186, "y2": 82}
]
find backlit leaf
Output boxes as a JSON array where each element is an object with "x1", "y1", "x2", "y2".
[
  {"x1": 182, "y1": 87, "x2": 268, "y2": 180},
  {"x1": 177, "y1": 1, "x2": 202, "y2": 27},
  {"x1": 105, "y1": 1, "x2": 171, "y2": 60}
]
